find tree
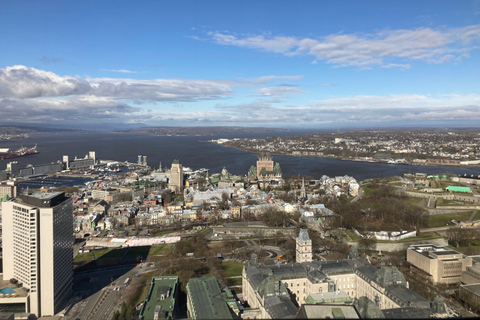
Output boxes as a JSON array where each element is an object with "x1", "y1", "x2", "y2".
[
  {"x1": 446, "y1": 227, "x2": 463, "y2": 248},
  {"x1": 358, "y1": 232, "x2": 377, "y2": 253}
]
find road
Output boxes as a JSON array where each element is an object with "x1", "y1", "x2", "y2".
[{"x1": 66, "y1": 264, "x2": 138, "y2": 320}]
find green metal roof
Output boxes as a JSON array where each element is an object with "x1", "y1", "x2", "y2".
[
  {"x1": 186, "y1": 277, "x2": 234, "y2": 319},
  {"x1": 139, "y1": 276, "x2": 178, "y2": 320},
  {"x1": 447, "y1": 186, "x2": 471, "y2": 192}
]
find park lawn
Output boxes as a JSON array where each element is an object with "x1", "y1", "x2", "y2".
[
  {"x1": 153, "y1": 229, "x2": 176, "y2": 237},
  {"x1": 223, "y1": 261, "x2": 245, "y2": 277},
  {"x1": 227, "y1": 278, "x2": 242, "y2": 286},
  {"x1": 198, "y1": 227, "x2": 212, "y2": 234},
  {"x1": 125, "y1": 244, "x2": 172, "y2": 258},
  {"x1": 363, "y1": 187, "x2": 375, "y2": 197},
  {"x1": 405, "y1": 197, "x2": 424, "y2": 206},
  {"x1": 149, "y1": 243, "x2": 173, "y2": 255},
  {"x1": 345, "y1": 230, "x2": 362, "y2": 241},
  {"x1": 436, "y1": 198, "x2": 471, "y2": 207},
  {"x1": 427, "y1": 211, "x2": 474, "y2": 228},
  {"x1": 74, "y1": 252, "x2": 95, "y2": 261}
]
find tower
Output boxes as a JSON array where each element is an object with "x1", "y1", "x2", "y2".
[
  {"x1": 88, "y1": 151, "x2": 96, "y2": 164},
  {"x1": 169, "y1": 158, "x2": 183, "y2": 193},
  {"x1": 2, "y1": 192, "x2": 73, "y2": 317},
  {"x1": 256, "y1": 152, "x2": 274, "y2": 179},
  {"x1": 138, "y1": 155, "x2": 142, "y2": 165},
  {"x1": 300, "y1": 177, "x2": 306, "y2": 199},
  {"x1": 62, "y1": 155, "x2": 69, "y2": 170},
  {"x1": 296, "y1": 228, "x2": 312, "y2": 263},
  {"x1": 143, "y1": 155, "x2": 147, "y2": 166}
]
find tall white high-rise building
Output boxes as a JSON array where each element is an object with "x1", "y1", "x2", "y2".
[{"x1": 2, "y1": 192, "x2": 73, "y2": 317}]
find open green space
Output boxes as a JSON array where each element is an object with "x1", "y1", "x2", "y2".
[
  {"x1": 153, "y1": 229, "x2": 176, "y2": 237},
  {"x1": 222, "y1": 261, "x2": 245, "y2": 277},
  {"x1": 227, "y1": 278, "x2": 242, "y2": 286},
  {"x1": 436, "y1": 198, "x2": 471, "y2": 207},
  {"x1": 427, "y1": 211, "x2": 475, "y2": 228},
  {"x1": 74, "y1": 244, "x2": 172, "y2": 263},
  {"x1": 127, "y1": 244, "x2": 173, "y2": 257},
  {"x1": 345, "y1": 230, "x2": 362, "y2": 241},
  {"x1": 198, "y1": 227, "x2": 212, "y2": 234},
  {"x1": 405, "y1": 197, "x2": 424, "y2": 206},
  {"x1": 363, "y1": 187, "x2": 375, "y2": 197}
]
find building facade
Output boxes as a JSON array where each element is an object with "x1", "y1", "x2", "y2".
[
  {"x1": 169, "y1": 158, "x2": 183, "y2": 193},
  {"x1": 2, "y1": 192, "x2": 73, "y2": 317},
  {"x1": 296, "y1": 228, "x2": 312, "y2": 263},
  {"x1": 407, "y1": 244, "x2": 472, "y2": 284}
]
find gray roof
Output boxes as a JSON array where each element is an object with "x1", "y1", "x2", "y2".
[
  {"x1": 382, "y1": 307, "x2": 430, "y2": 319},
  {"x1": 264, "y1": 296, "x2": 298, "y2": 319},
  {"x1": 298, "y1": 228, "x2": 310, "y2": 242},
  {"x1": 299, "y1": 304, "x2": 360, "y2": 319}
]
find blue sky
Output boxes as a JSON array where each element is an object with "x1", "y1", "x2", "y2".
[{"x1": 0, "y1": 0, "x2": 479, "y2": 129}]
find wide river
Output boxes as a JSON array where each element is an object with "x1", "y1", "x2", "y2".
[{"x1": 1, "y1": 130, "x2": 479, "y2": 181}]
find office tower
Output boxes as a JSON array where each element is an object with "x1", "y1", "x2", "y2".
[
  {"x1": 2, "y1": 192, "x2": 73, "y2": 317},
  {"x1": 169, "y1": 158, "x2": 183, "y2": 193}
]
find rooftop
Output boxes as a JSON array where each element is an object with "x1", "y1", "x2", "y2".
[
  {"x1": 0, "y1": 274, "x2": 29, "y2": 299},
  {"x1": 139, "y1": 276, "x2": 178, "y2": 320}
]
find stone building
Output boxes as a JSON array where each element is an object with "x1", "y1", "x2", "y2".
[
  {"x1": 407, "y1": 244, "x2": 472, "y2": 284},
  {"x1": 169, "y1": 158, "x2": 183, "y2": 193},
  {"x1": 241, "y1": 231, "x2": 441, "y2": 319}
]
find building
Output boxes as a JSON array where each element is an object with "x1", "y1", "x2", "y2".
[
  {"x1": 296, "y1": 228, "x2": 312, "y2": 263},
  {"x1": 169, "y1": 158, "x2": 183, "y2": 193},
  {"x1": 407, "y1": 244, "x2": 472, "y2": 284},
  {"x1": 139, "y1": 276, "x2": 178, "y2": 320},
  {"x1": 247, "y1": 152, "x2": 283, "y2": 189},
  {"x1": 0, "y1": 181, "x2": 19, "y2": 199},
  {"x1": 186, "y1": 277, "x2": 238, "y2": 319},
  {"x1": 1, "y1": 192, "x2": 73, "y2": 317},
  {"x1": 241, "y1": 231, "x2": 442, "y2": 319}
]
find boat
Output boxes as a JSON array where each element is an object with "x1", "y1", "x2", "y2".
[{"x1": 0, "y1": 144, "x2": 38, "y2": 160}]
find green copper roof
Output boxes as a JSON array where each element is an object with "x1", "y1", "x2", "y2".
[
  {"x1": 186, "y1": 277, "x2": 234, "y2": 319},
  {"x1": 139, "y1": 276, "x2": 178, "y2": 320}
]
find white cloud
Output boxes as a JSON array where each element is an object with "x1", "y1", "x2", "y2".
[
  {"x1": 381, "y1": 63, "x2": 411, "y2": 69},
  {"x1": 248, "y1": 86, "x2": 307, "y2": 98},
  {"x1": 100, "y1": 69, "x2": 140, "y2": 74},
  {"x1": 204, "y1": 24, "x2": 480, "y2": 68}
]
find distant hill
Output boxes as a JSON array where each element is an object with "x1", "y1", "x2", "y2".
[{"x1": 119, "y1": 126, "x2": 291, "y2": 136}]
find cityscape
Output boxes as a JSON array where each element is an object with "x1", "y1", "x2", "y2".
[{"x1": 1, "y1": 1, "x2": 480, "y2": 319}]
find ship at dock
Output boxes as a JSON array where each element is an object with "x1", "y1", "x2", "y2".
[{"x1": 0, "y1": 144, "x2": 38, "y2": 160}]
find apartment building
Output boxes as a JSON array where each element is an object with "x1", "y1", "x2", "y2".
[{"x1": 1, "y1": 192, "x2": 73, "y2": 317}]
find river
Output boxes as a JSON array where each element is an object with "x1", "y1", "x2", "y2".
[{"x1": 1, "y1": 131, "x2": 479, "y2": 181}]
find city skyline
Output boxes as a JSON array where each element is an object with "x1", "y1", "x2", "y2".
[{"x1": 1, "y1": 1, "x2": 480, "y2": 129}]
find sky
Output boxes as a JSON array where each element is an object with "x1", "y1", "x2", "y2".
[{"x1": 0, "y1": 0, "x2": 480, "y2": 129}]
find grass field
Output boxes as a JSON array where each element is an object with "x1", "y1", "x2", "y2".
[
  {"x1": 363, "y1": 187, "x2": 375, "y2": 197},
  {"x1": 405, "y1": 197, "x2": 424, "y2": 206},
  {"x1": 222, "y1": 261, "x2": 245, "y2": 277},
  {"x1": 74, "y1": 244, "x2": 172, "y2": 264},
  {"x1": 153, "y1": 229, "x2": 176, "y2": 237},
  {"x1": 345, "y1": 230, "x2": 362, "y2": 241},
  {"x1": 227, "y1": 278, "x2": 242, "y2": 286},
  {"x1": 427, "y1": 211, "x2": 475, "y2": 228}
]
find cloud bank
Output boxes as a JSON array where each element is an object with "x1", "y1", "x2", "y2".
[
  {"x1": 1, "y1": 65, "x2": 480, "y2": 128},
  {"x1": 205, "y1": 24, "x2": 480, "y2": 68}
]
